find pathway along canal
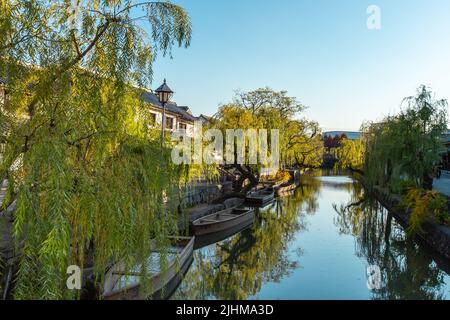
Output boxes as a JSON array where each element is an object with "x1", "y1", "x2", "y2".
[{"x1": 171, "y1": 172, "x2": 450, "y2": 299}]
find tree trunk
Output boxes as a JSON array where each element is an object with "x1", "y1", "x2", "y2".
[{"x1": 422, "y1": 172, "x2": 433, "y2": 190}]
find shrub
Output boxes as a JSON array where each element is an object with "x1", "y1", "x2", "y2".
[
  {"x1": 401, "y1": 188, "x2": 449, "y2": 234},
  {"x1": 395, "y1": 179, "x2": 417, "y2": 195},
  {"x1": 265, "y1": 170, "x2": 291, "y2": 183}
]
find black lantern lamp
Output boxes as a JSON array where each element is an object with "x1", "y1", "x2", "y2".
[{"x1": 155, "y1": 79, "x2": 174, "y2": 140}]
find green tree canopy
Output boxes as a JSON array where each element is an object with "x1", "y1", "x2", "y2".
[
  {"x1": 363, "y1": 85, "x2": 448, "y2": 191},
  {"x1": 335, "y1": 86, "x2": 448, "y2": 192},
  {"x1": 213, "y1": 88, "x2": 323, "y2": 193}
]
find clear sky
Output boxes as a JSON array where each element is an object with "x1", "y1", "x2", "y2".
[{"x1": 149, "y1": 0, "x2": 450, "y2": 131}]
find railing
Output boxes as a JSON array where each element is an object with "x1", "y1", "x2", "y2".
[{"x1": 441, "y1": 170, "x2": 450, "y2": 177}]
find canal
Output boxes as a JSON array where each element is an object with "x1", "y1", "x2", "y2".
[{"x1": 171, "y1": 173, "x2": 450, "y2": 300}]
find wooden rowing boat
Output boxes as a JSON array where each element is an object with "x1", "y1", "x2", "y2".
[
  {"x1": 102, "y1": 236, "x2": 194, "y2": 300},
  {"x1": 245, "y1": 188, "x2": 275, "y2": 206},
  {"x1": 193, "y1": 219, "x2": 254, "y2": 249},
  {"x1": 191, "y1": 207, "x2": 255, "y2": 236}
]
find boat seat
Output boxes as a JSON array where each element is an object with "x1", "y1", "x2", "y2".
[
  {"x1": 150, "y1": 249, "x2": 183, "y2": 254},
  {"x1": 218, "y1": 213, "x2": 239, "y2": 217},
  {"x1": 112, "y1": 271, "x2": 143, "y2": 276},
  {"x1": 199, "y1": 218, "x2": 220, "y2": 223}
]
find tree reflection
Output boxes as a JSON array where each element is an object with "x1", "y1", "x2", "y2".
[
  {"x1": 172, "y1": 178, "x2": 321, "y2": 300},
  {"x1": 334, "y1": 185, "x2": 448, "y2": 300}
]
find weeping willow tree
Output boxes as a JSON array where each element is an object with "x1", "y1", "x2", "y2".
[
  {"x1": 212, "y1": 88, "x2": 323, "y2": 193},
  {"x1": 363, "y1": 86, "x2": 448, "y2": 192},
  {"x1": 0, "y1": 0, "x2": 195, "y2": 299},
  {"x1": 335, "y1": 86, "x2": 449, "y2": 233},
  {"x1": 335, "y1": 86, "x2": 448, "y2": 192},
  {"x1": 335, "y1": 138, "x2": 365, "y2": 175}
]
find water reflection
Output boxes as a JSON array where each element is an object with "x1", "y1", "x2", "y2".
[
  {"x1": 334, "y1": 181, "x2": 449, "y2": 300},
  {"x1": 172, "y1": 173, "x2": 450, "y2": 300}
]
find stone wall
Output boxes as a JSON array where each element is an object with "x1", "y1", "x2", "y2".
[{"x1": 181, "y1": 181, "x2": 233, "y2": 207}]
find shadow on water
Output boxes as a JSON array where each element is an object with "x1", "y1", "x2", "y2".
[{"x1": 171, "y1": 171, "x2": 450, "y2": 300}]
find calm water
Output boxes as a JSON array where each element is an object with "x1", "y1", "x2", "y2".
[{"x1": 171, "y1": 173, "x2": 450, "y2": 300}]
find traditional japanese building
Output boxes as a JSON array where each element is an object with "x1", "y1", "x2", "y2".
[{"x1": 141, "y1": 89, "x2": 199, "y2": 136}]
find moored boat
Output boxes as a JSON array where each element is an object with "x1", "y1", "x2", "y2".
[
  {"x1": 245, "y1": 188, "x2": 275, "y2": 206},
  {"x1": 102, "y1": 236, "x2": 194, "y2": 300},
  {"x1": 193, "y1": 222, "x2": 254, "y2": 249},
  {"x1": 191, "y1": 207, "x2": 255, "y2": 236},
  {"x1": 178, "y1": 198, "x2": 245, "y2": 231}
]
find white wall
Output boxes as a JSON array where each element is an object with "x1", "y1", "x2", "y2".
[{"x1": 149, "y1": 108, "x2": 195, "y2": 136}]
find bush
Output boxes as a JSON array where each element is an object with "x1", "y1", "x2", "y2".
[
  {"x1": 394, "y1": 179, "x2": 417, "y2": 195},
  {"x1": 401, "y1": 188, "x2": 449, "y2": 234},
  {"x1": 265, "y1": 170, "x2": 291, "y2": 183}
]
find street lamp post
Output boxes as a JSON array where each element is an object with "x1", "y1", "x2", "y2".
[{"x1": 155, "y1": 79, "x2": 174, "y2": 141}]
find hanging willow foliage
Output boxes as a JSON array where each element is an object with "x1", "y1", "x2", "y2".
[
  {"x1": 362, "y1": 86, "x2": 448, "y2": 192},
  {"x1": 335, "y1": 86, "x2": 448, "y2": 193},
  {"x1": 0, "y1": 0, "x2": 197, "y2": 299}
]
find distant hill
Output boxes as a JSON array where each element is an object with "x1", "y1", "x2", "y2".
[{"x1": 323, "y1": 131, "x2": 361, "y2": 140}]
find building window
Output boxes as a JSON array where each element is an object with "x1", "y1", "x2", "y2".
[
  {"x1": 150, "y1": 112, "x2": 157, "y2": 124},
  {"x1": 179, "y1": 122, "x2": 187, "y2": 130},
  {"x1": 166, "y1": 117, "x2": 174, "y2": 129}
]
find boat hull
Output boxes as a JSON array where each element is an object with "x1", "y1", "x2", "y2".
[
  {"x1": 191, "y1": 208, "x2": 254, "y2": 236},
  {"x1": 193, "y1": 222, "x2": 253, "y2": 249},
  {"x1": 103, "y1": 236, "x2": 194, "y2": 300},
  {"x1": 245, "y1": 189, "x2": 275, "y2": 206}
]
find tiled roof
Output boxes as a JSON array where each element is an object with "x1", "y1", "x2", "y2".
[
  {"x1": 199, "y1": 114, "x2": 212, "y2": 120},
  {"x1": 141, "y1": 91, "x2": 198, "y2": 122}
]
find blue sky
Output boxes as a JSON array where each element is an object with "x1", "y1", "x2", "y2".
[{"x1": 148, "y1": 0, "x2": 450, "y2": 131}]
